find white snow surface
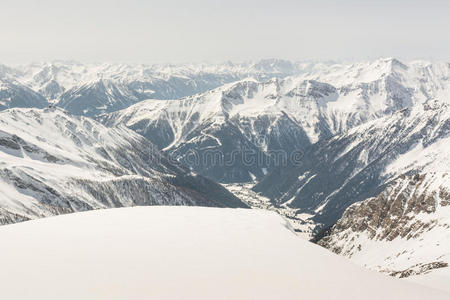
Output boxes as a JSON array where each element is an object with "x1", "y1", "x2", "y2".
[
  {"x1": 0, "y1": 206, "x2": 447, "y2": 300},
  {"x1": 408, "y1": 267, "x2": 450, "y2": 293}
]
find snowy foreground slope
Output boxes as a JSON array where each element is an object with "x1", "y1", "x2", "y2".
[{"x1": 0, "y1": 206, "x2": 447, "y2": 300}]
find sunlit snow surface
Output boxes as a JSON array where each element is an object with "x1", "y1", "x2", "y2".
[{"x1": 0, "y1": 206, "x2": 447, "y2": 300}]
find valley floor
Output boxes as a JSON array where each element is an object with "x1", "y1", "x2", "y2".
[
  {"x1": 223, "y1": 183, "x2": 317, "y2": 239},
  {"x1": 0, "y1": 206, "x2": 447, "y2": 300}
]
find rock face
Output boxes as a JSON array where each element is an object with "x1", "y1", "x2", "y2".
[
  {"x1": 0, "y1": 107, "x2": 247, "y2": 224},
  {"x1": 253, "y1": 101, "x2": 450, "y2": 228},
  {"x1": 318, "y1": 172, "x2": 450, "y2": 277}
]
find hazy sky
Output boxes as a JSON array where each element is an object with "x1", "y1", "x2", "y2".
[{"x1": 1, "y1": 0, "x2": 450, "y2": 64}]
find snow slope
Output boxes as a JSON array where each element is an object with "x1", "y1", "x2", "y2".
[
  {"x1": 0, "y1": 107, "x2": 246, "y2": 224},
  {"x1": 0, "y1": 206, "x2": 447, "y2": 300},
  {"x1": 0, "y1": 79, "x2": 48, "y2": 110}
]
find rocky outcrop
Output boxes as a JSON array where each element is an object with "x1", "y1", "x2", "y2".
[
  {"x1": 318, "y1": 172, "x2": 450, "y2": 276},
  {"x1": 390, "y1": 261, "x2": 448, "y2": 278}
]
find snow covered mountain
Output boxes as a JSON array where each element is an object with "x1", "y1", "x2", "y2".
[
  {"x1": 56, "y1": 79, "x2": 146, "y2": 116},
  {"x1": 300, "y1": 59, "x2": 450, "y2": 102},
  {"x1": 318, "y1": 172, "x2": 450, "y2": 281},
  {"x1": 0, "y1": 79, "x2": 48, "y2": 110},
  {"x1": 254, "y1": 100, "x2": 450, "y2": 229},
  {"x1": 292, "y1": 58, "x2": 450, "y2": 133},
  {"x1": 98, "y1": 78, "x2": 338, "y2": 182},
  {"x1": 0, "y1": 206, "x2": 447, "y2": 299},
  {"x1": 99, "y1": 59, "x2": 450, "y2": 183},
  {"x1": 2, "y1": 58, "x2": 448, "y2": 227},
  {"x1": 0, "y1": 64, "x2": 48, "y2": 110},
  {"x1": 1, "y1": 57, "x2": 449, "y2": 119},
  {"x1": 3, "y1": 59, "x2": 305, "y2": 116},
  {"x1": 16, "y1": 59, "x2": 302, "y2": 97},
  {"x1": 0, "y1": 58, "x2": 449, "y2": 292},
  {"x1": 0, "y1": 107, "x2": 246, "y2": 224}
]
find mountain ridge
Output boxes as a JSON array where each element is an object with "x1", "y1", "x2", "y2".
[{"x1": 0, "y1": 107, "x2": 247, "y2": 224}]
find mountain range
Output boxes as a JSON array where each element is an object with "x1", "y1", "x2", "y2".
[
  {"x1": 0, "y1": 107, "x2": 246, "y2": 224},
  {"x1": 0, "y1": 59, "x2": 305, "y2": 116},
  {"x1": 0, "y1": 57, "x2": 449, "y2": 286}
]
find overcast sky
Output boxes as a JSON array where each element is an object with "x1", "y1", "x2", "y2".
[{"x1": 1, "y1": 0, "x2": 450, "y2": 64}]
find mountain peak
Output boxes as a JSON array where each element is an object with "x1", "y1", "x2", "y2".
[{"x1": 252, "y1": 58, "x2": 295, "y2": 73}]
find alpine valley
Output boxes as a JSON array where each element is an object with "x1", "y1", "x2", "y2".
[{"x1": 0, "y1": 58, "x2": 449, "y2": 292}]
